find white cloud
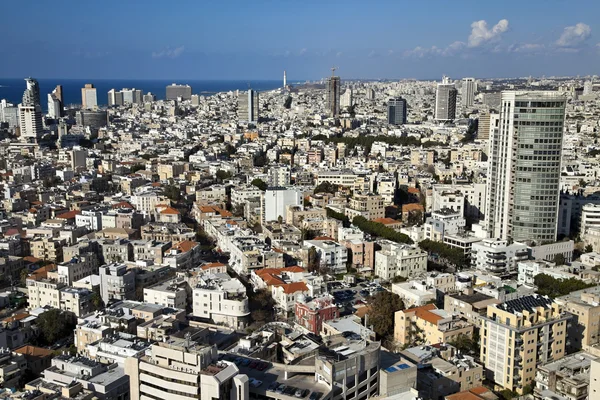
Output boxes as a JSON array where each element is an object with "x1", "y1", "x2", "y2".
[
  {"x1": 556, "y1": 23, "x2": 591, "y2": 47},
  {"x1": 468, "y1": 19, "x2": 509, "y2": 47},
  {"x1": 403, "y1": 41, "x2": 465, "y2": 58},
  {"x1": 152, "y1": 46, "x2": 185, "y2": 59},
  {"x1": 509, "y1": 43, "x2": 545, "y2": 53},
  {"x1": 336, "y1": 51, "x2": 343, "y2": 58},
  {"x1": 298, "y1": 48, "x2": 307, "y2": 56}
]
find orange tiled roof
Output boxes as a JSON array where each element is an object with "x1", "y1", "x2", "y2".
[
  {"x1": 280, "y1": 281, "x2": 308, "y2": 294},
  {"x1": 160, "y1": 207, "x2": 180, "y2": 215},
  {"x1": 408, "y1": 187, "x2": 421, "y2": 194},
  {"x1": 13, "y1": 345, "x2": 53, "y2": 358},
  {"x1": 262, "y1": 273, "x2": 286, "y2": 286},
  {"x1": 112, "y1": 201, "x2": 134, "y2": 209},
  {"x1": 57, "y1": 210, "x2": 81, "y2": 219},
  {"x1": 201, "y1": 262, "x2": 226, "y2": 270},
  {"x1": 23, "y1": 256, "x2": 43, "y2": 264},
  {"x1": 170, "y1": 240, "x2": 198, "y2": 253},
  {"x1": 254, "y1": 268, "x2": 284, "y2": 277},
  {"x1": 409, "y1": 303, "x2": 442, "y2": 325},
  {"x1": 282, "y1": 266, "x2": 305, "y2": 273},
  {"x1": 402, "y1": 203, "x2": 424, "y2": 212},
  {"x1": 2, "y1": 312, "x2": 29, "y2": 323}
]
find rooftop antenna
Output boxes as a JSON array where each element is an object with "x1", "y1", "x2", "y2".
[{"x1": 331, "y1": 66, "x2": 337, "y2": 77}]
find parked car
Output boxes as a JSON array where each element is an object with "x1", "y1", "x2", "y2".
[
  {"x1": 267, "y1": 382, "x2": 279, "y2": 391},
  {"x1": 241, "y1": 359, "x2": 251, "y2": 366},
  {"x1": 257, "y1": 362, "x2": 268, "y2": 371},
  {"x1": 276, "y1": 384, "x2": 287, "y2": 394},
  {"x1": 249, "y1": 361, "x2": 258, "y2": 369},
  {"x1": 295, "y1": 388, "x2": 308, "y2": 398}
]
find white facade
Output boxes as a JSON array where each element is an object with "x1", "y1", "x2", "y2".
[
  {"x1": 261, "y1": 187, "x2": 303, "y2": 223},
  {"x1": 192, "y1": 273, "x2": 250, "y2": 329},
  {"x1": 471, "y1": 239, "x2": 529, "y2": 274},
  {"x1": 374, "y1": 240, "x2": 427, "y2": 281},
  {"x1": 581, "y1": 204, "x2": 600, "y2": 236},
  {"x1": 304, "y1": 239, "x2": 348, "y2": 274}
]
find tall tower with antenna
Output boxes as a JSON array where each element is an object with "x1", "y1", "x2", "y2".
[
  {"x1": 283, "y1": 70, "x2": 287, "y2": 87},
  {"x1": 327, "y1": 67, "x2": 341, "y2": 118}
]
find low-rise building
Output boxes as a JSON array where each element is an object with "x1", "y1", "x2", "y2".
[
  {"x1": 295, "y1": 295, "x2": 339, "y2": 335},
  {"x1": 192, "y1": 272, "x2": 250, "y2": 329},
  {"x1": 534, "y1": 351, "x2": 596, "y2": 400},
  {"x1": 144, "y1": 277, "x2": 189, "y2": 310},
  {"x1": 375, "y1": 240, "x2": 427, "y2": 281},
  {"x1": 471, "y1": 239, "x2": 529, "y2": 275}
]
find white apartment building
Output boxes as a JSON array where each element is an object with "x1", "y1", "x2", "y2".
[
  {"x1": 430, "y1": 183, "x2": 487, "y2": 220},
  {"x1": 304, "y1": 239, "x2": 348, "y2": 274},
  {"x1": 231, "y1": 186, "x2": 262, "y2": 207},
  {"x1": 261, "y1": 187, "x2": 303, "y2": 223},
  {"x1": 374, "y1": 240, "x2": 427, "y2": 281},
  {"x1": 423, "y1": 208, "x2": 466, "y2": 242},
  {"x1": 144, "y1": 277, "x2": 188, "y2": 310},
  {"x1": 471, "y1": 239, "x2": 529, "y2": 275},
  {"x1": 268, "y1": 166, "x2": 291, "y2": 187},
  {"x1": 193, "y1": 272, "x2": 250, "y2": 329},
  {"x1": 125, "y1": 339, "x2": 249, "y2": 400},
  {"x1": 75, "y1": 209, "x2": 104, "y2": 231},
  {"x1": 130, "y1": 191, "x2": 169, "y2": 214},
  {"x1": 581, "y1": 203, "x2": 600, "y2": 236}
]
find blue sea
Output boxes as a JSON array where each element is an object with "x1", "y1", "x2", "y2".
[{"x1": 0, "y1": 78, "x2": 288, "y2": 109}]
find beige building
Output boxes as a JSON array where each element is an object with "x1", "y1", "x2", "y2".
[
  {"x1": 481, "y1": 295, "x2": 571, "y2": 394},
  {"x1": 30, "y1": 237, "x2": 65, "y2": 262},
  {"x1": 410, "y1": 149, "x2": 435, "y2": 166},
  {"x1": 556, "y1": 285, "x2": 600, "y2": 353},
  {"x1": 394, "y1": 304, "x2": 474, "y2": 346},
  {"x1": 157, "y1": 162, "x2": 186, "y2": 181},
  {"x1": 444, "y1": 292, "x2": 500, "y2": 326},
  {"x1": 534, "y1": 351, "x2": 596, "y2": 400},
  {"x1": 125, "y1": 336, "x2": 248, "y2": 400},
  {"x1": 346, "y1": 193, "x2": 384, "y2": 221}
]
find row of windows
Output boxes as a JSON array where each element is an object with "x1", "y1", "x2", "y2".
[{"x1": 515, "y1": 101, "x2": 565, "y2": 108}]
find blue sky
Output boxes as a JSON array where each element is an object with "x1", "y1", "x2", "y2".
[{"x1": 2, "y1": 0, "x2": 599, "y2": 80}]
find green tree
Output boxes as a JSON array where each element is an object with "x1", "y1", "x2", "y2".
[
  {"x1": 449, "y1": 333, "x2": 478, "y2": 355},
  {"x1": 533, "y1": 273, "x2": 595, "y2": 298},
  {"x1": 367, "y1": 291, "x2": 404, "y2": 339},
  {"x1": 553, "y1": 253, "x2": 566, "y2": 265},
  {"x1": 20, "y1": 269, "x2": 29, "y2": 286},
  {"x1": 130, "y1": 164, "x2": 145, "y2": 173},
  {"x1": 251, "y1": 178, "x2": 268, "y2": 191},
  {"x1": 91, "y1": 291, "x2": 104, "y2": 311},
  {"x1": 216, "y1": 170, "x2": 232, "y2": 182},
  {"x1": 284, "y1": 96, "x2": 292, "y2": 109},
  {"x1": 314, "y1": 181, "x2": 339, "y2": 194},
  {"x1": 34, "y1": 309, "x2": 75, "y2": 346},
  {"x1": 307, "y1": 247, "x2": 321, "y2": 273},
  {"x1": 352, "y1": 216, "x2": 412, "y2": 245},
  {"x1": 162, "y1": 185, "x2": 181, "y2": 202},
  {"x1": 585, "y1": 244, "x2": 594, "y2": 253},
  {"x1": 418, "y1": 239, "x2": 466, "y2": 268}
]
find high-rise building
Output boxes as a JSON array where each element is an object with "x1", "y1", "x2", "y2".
[
  {"x1": 18, "y1": 78, "x2": 43, "y2": 143},
  {"x1": 47, "y1": 85, "x2": 64, "y2": 119},
  {"x1": 584, "y1": 80, "x2": 594, "y2": 95},
  {"x1": 81, "y1": 83, "x2": 97, "y2": 109},
  {"x1": 237, "y1": 89, "x2": 259, "y2": 123},
  {"x1": 478, "y1": 110, "x2": 498, "y2": 141},
  {"x1": 461, "y1": 77, "x2": 476, "y2": 108},
  {"x1": 1, "y1": 99, "x2": 19, "y2": 129},
  {"x1": 107, "y1": 89, "x2": 124, "y2": 106},
  {"x1": 366, "y1": 88, "x2": 376, "y2": 100},
  {"x1": 261, "y1": 187, "x2": 303, "y2": 223},
  {"x1": 166, "y1": 83, "x2": 192, "y2": 100},
  {"x1": 283, "y1": 70, "x2": 287, "y2": 87},
  {"x1": 340, "y1": 89, "x2": 353, "y2": 108},
  {"x1": 435, "y1": 76, "x2": 457, "y2": 121},
  {"x1": 481, "y1": 295, "x2": 571, "y2": 394},
  {"x1": 143, "y1": 92, "x2": 156, "y2": 103},
  {"x1": 483, "y1": 92, "x2": 502, "y2": 109},
  {"x1": 485, "y1": 91, "x2": 566, "y2": 242},
  {"x1": 387, "y1": 97, "x2": 407, "y2": 125},
  {"x1": 327, "y1": 76, "x2": 341, "y2": 117}
]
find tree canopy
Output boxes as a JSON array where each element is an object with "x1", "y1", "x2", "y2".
[
  {"x1": 367, "y1": 291, "x2": 404, "y2": 339},
  {"x1": 34, "y1": 309, "x2": 76, "y2": 346},
  {"x1": 352, "y1": 216, "x2": 412, "y2": 244},
  {"x1": 533, "y1": 273, "x2": 595, "y2": 298},
  {"x1": 418, "y1": 239, "x2": 466, "y2": 268},
  {"x1": 251, "y1": 178, "x2": 268, "y2": 191},
  {"x1": 162, "y1": 185, "x2": 181, "y2": 202},
  {"x1": 314, "y1": 181, "x2": 339, "y2": 194}
]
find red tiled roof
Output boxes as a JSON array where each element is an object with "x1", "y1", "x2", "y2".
[
  {"x1": 160, "y1": 207, "x2": 180, "y2": 215},
  {"x1": 312, "y1": 236, "x2": 335, "y2": 241},
  {"x1": 201, "y1": 262, "x2": 226, "y2": 270},
  {"x1": 2, "y1": 313, "x2": 29, "y2": 323},
  {"x1": 279, "y1": 281, "x2": 308, "y2": 294},
  {"x1": 56, "y1": 210, "x2": 81, "y2": 219},
  {"x1": 282, "y1": 266, "x2": 305, "y2": 273},
  {"x1": 170, "y1": 240, "x2": 198, "y2": 253},
  {"x1": 112, "y1": 201, "x2": 134, "y2": 209},
  {"x1": 402, "y1": 203, "x2": 424, "y2": 212},
  {"x1": 13, "y1": 345, "x2": 53, "y2": 358},
  {"x1": 408, "y1": 187, "x2": 421, "y2": 194},
  {"x1": 373, "y1": 218, "x2": 401, "y2": 225}
]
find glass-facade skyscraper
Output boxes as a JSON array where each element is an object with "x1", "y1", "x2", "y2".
[
  {"x1": 387, "y1": 97, "x2": 407, "y2": 125},
  {"x1": 486, "y1": 91, "x2": 566, "y2": 243}
]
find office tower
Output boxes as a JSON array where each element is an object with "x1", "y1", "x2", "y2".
[
  {"x1": 387, "y1": 97, "x2": 407, "y2": 125},
  {"x1": 283, "y1": 70, "x2": 287, "y2": 87},
  {"x1": 18, "y1": 78, "x2": 44, "y2": 143},
  {"x1": 81, "y1": 83, "x2": 97, "y2": 109},
  {"x1": 53, "y1": 85, "x2": 63, "y2": 104},
  {"x1": 481, "y1": 295, "x2": 570, "y2": 395},
  {"x1": 120, "y1": 88, "x2": 142, "y2": 105},
  {"x1": 478, "y1": 110, "x2": 498, "y2": 141},
  {"x1": 143, "y1": 92, "x2": 156, "y2": 103},
  {"x1": 237, "y1": 89, "x2": 259, "y2": 123},
  {"x1": 340, "y1": 89, "x2": 353, "y2": 108},
  {"x1": 191, "y1": 94, "x2": 200, "y2": 106},
  {"x1": 47, "y1": 85, "x2": 63, "y2": 118},
  {"x1": 166, "y1": 83, "x2": 192, "y2": 100},
  {"x1": 462, "y1": 77, "x2": 476, "y2": 107},
  {"x1": 485, "y1": 91, "x2": 566, "y2": 243},
  {"x1": 327, "y1": 75, "x2": 341, "y2": 117},
  {"x1": 435, "y1": 76, "x2": 457, "y2": 121},
  {"x1": 584, "y1": 80, "x2": 593, "y2": 95}
]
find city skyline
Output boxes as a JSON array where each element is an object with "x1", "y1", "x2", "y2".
[{"x1": 2, "y1": 0, "x2": 600, "y2": 80}]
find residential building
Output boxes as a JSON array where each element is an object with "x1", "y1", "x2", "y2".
[
  {"x1": 346, "y1": 193, "x2": 384, "y2": 221},
  {"x1": 534, "y1": 351, "x2": 596, "y2": 400},
  {"x1": 374, "y1": 240, "x2": 427, "y2": 281},
  {"x1": 462, "y1": 77, "x2": 476, "y2": 107},
  {"x1": 237, "y1": 89, "x2": 259, "y2": 123},
  {"x1": 0, "y1": 349, "x2": 26, "y2": 389},
  {"x1": 303, "y1": 238, "x2": 348, "y2": 274},
  {"x1": 481, "y1": 295, "x2": 571, "y2": 394},
  {"x1": 19, "y1": 78, "x2": 44, "y2": 143},
  {"x1": 485, "y1": 91, "x2": 566, "y2": 242},
  {"x1": 193, "y1": 272, "x2": 250, "y2": 329},
  {"x1": 144, "y1": 277, "x2": 189, "y2": 310},
  {"x1": 261, "y1": 187, "x2": 303, "y2": 223},
  {"x1": 435, "y1": 76, "x2": 457, "y2": 121},
  {"x1": 99, "y1": 263, "x2": 135, "y2": 304},
  {"x1": 166, "y1": 83, "x2": 192, "y2": 100},
  {"x1": 81, "y1": 83, "x2": 97, "y2": 109},
  {"x1": 295, "y1": 295, "x2": 339, "y2": 334},
  {"x1": 471, "y1": 239, "x2": 529, "y2": 275},
  {"x1": 555, "y1": 285, "x2": 600, "y2": 353},
  {"x1": 394, "y1": 304, "x2": 474, "y2": 346},
  {"x1": 125, "y1": 337, "x2": 248, "y2": 400}
]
